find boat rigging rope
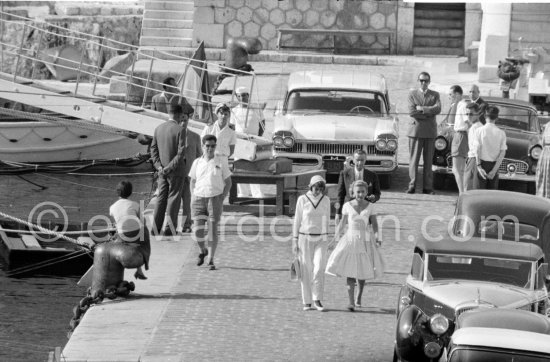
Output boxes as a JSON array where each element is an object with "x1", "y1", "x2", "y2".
[{"x1": 0, "y1": 209, "x2": 90, "y2": 249}]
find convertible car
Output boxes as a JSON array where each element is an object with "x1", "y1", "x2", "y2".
[
  {"x1": 272, "y1": 70, "x2": 399, "y2": 186},
  {"x1": 432, "y1": 97, "x2": 543, "y2": 191},
  {"x1": 393, "y1": 237, "x2": 549, "y2": 362},
  {"x1": 444, "y1": 309, "x2": 550, "y2": 361},
  {"x1": 452, "y1": 189, "x2": 550, "y2": 256}
]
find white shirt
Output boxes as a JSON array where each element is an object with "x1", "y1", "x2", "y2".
[
  {"x1": 453, "y1": 100, "x2": 469, "y2": 132},
  {"x1": 109, "y1": 198, "x2": 142, "y2": 233},
  {"x1": 201, "y1": 121, "x2": 237, "y2": 158},
  {"x1": 231, "y1": 104, "x2": 263, "y2": 135},
  {"x1": 467, "y1": 121, "x2": 483, "y2": 158},
  {"x1": 472, "y1": 122, "x2": 507, "y2": 162},
  {"x1": 354, "y1": 168, "x2": 364, "y2": 181},
  {"x1": 189, "y1": 155, "x2": 231, "y2": 197},
  {"x1": 292, "y1": 192, "x2": 331, "y2": 239}
]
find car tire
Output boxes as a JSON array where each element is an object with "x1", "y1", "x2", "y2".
[
  {"x1": 433, "y1": 173, "x2": 446, "y2": 190},
  {"x1": 379, "y1": 174, "x2": 391, "y2": 189}
]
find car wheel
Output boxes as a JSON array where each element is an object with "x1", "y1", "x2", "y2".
[
  {"x1": 379, "y1": 174, "x2": 391, "y2": 189},
  {"x1": 433, "y1": 173, "x2": 446, "y2": 190}
]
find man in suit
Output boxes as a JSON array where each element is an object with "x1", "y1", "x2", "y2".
[
  {"x1": 151, "y1": 77, "x2": 177, "y2": 113},
  {"x1": 179, "y1": 103, "x2": 202, "y2": 233},
  {"x1": 335, "y1": 149, "x2": 381, "y2": 225},
  {"x1": 468, "y1": 84, "x2": 488, "y2": 125},
  {"x1": 407, "y1": 71, "x2": 441, "y2": 194},
  {"x1": 150, "y1": 104, "x2": 187, "y2": 236}
]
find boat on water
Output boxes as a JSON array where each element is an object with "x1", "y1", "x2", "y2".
[{"x1": 0, "y1": 219, "x2": 112, "y2": 276}]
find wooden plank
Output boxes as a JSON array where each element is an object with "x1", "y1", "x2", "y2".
[
  {"x1": 4, "y1": 236, "x2": 26, "y2": 250},
  {"x1": 21, "y1": 234, "x2": 42, "y2": 249}
]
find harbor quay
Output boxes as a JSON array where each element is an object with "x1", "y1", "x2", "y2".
[{"x1": 62, "y1": 186, "x2": 456, "y2": 362}]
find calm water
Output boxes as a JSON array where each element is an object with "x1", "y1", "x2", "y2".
[{"x1": 0, "y1": 170, "x2": 154, "y2": 361}]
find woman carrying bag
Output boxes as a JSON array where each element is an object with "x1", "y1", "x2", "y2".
[{"x1": 292, "y1": 175, "x2": 331, "y2": 311}]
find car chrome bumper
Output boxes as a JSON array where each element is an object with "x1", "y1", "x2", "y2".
[{"x1": 432, "y1": 165, "x2": 535, "y2": 183}]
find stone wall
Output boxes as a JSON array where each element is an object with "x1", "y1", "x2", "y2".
[{"x1": 194, "y1": 0, "x2": 400, "y2": 54}]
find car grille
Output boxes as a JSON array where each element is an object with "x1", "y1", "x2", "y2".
[
  {"x1": 275, "y1": 143, "x2": 394, "y2": 155},
  {"x1": 455, "y1": 306, "x2": 478, "y2": 319},
  {"x1": 445, "y1": 157, "x2": 528, "y2": 174}
]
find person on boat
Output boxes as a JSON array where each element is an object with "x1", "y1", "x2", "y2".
[
  {"x1": 201, "y1": 103, "x2": 236, "y2": 162},
  {"x1": 109, "y1": 180, "x2": 151, "y2": 280},
  {"x1": 151, "y1": 103, "x2": 187, "y2": 236},
  {"x1": 151, "y1": 77, "x2": 178, "y2": 114}
]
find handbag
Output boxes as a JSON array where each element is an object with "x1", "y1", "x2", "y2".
[
  {"x1": 290, "y1": 257, "x2": 301, "y2": 281},
  {"x1": 234, "y1": 138, "x2": 257, "y2": 161}
]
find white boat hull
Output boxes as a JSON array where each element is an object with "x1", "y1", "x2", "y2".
[{"x1": 0, "y1": 122, "x2": 147, "y2": 163}]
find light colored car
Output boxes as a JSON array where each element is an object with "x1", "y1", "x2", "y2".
[
  {"x1": 272, "y1": 70, "x2": 399, "y2": 186},
  {"x1": 394, "y1": 237, "x2": 549, "y2": 362}
]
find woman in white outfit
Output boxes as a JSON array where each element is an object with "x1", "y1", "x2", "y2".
[{"x1": 292, "y1": 175, "x2": 331, "y2": 311}]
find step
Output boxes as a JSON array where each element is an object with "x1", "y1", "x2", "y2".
[
  {"x1": 415, "y1": 19, "x2": 464, "y2": 29},
  {"x1": 144, "y1": 1, "x2": 194, "y2": 11},
  {"x1": 414, "y1": 28, "x2": 464, "y2": 38},
  {"x1": 141, "y1": 28, "x2": 193, "y2": 38},
  {"x1": 413, "y1": 47, "x2": 464, "y2": 56},
  {"x1": 140, "y1": 36, "x2": 193, "y2": 47},
  {"x1": 138, "y1": 46, "x2": 225, "y2": 61},
  {"x1": 414, "y1": 37, "x2": 463, "y2": 49},
  {"x1": 143, "y1": 9, "x2": 193, "y2": 20},
  {"x1": 143, "y1": 18, "x2": 193, "y2": 28},
  {"x1": 415, "y1": 9, "x2": 464, "y2": 20},
  {"x1": 54, "y1": 2, "x2": 143, "y2": 16}
]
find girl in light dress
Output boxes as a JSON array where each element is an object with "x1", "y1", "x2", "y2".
[{"x1": 326, "y1": 180, "x2": 385, "y2": 311}]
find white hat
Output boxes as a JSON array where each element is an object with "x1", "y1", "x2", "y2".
[
  {"x1": 215, "y1": 102, "x2": 230, "y2": 114},
  {"x1": 235, "y1": 86, "x2": 249, "y2": 95},
  {"x1": 308, "y1": 175, "x2": 326, "y2": 188}
]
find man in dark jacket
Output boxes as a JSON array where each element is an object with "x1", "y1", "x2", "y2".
[
  {"x1": 150, "y1": 104, "x2": 187, "y2": 236},
  {"x1": 406, "y1": 71, "x2": 441, "y2": 194},
  {"x1": 335, "y1": 149, "x2": 381, "y2": 225}
]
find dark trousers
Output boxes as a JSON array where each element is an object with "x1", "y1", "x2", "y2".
[
  {"x1": 477, "y1": 160, "x2": 499, "y2": 190},
  {"x1": 408, "y1": 137, "x2": 435, "y2": 191},
  {"x1": 153, "y1": 173, "x2": 183, "y2": 234},
  {"x1": 180, "y1": 176, "x2": 192, "y2": 228}
]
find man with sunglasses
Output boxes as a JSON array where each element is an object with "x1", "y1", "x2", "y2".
[
  {"x1": 189, "y1": 134, "x2": 232, "y2": 271},
  {"x1": 406, "y1": 71, "x2": 441, "y2": 194}
]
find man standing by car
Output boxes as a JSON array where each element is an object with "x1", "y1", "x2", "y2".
[
  {"x1": 335, "y1": 149, "x2": 381, "y2": 225},
  {"x1": 448, "y1": 85, "x2": 469, "y2": 194},
  {"x1": 463, "y1": 103, "x2": 484, "y2": 191},
  {"x1": 472, "y1": 106, "x2": 507, "y2": 190},
  {"x1": 407, "y1": 72, "x2": 441, "y2": 194},
  {"x1": 469, "y1": 84, "x2": 488, "y2": 125},
  {"x1": 231, "y1": 86, "x2": 265, "y2": 137}
]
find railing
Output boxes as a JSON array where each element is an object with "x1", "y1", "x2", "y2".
[{"x1": 0, "y1": 10, "x2": 257, "y2": 125}]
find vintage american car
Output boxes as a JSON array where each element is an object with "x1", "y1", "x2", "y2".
[
  {"x1": 272, "y1": 70, "x2": 399, "y2": 186},
  {"x1": 393, "y1": 237, "x2": 549, "y2": 362},
  {"x1": 444, "y1": 309, "x2": 550, "y2": 361},
  {"x1": 452, "y1": 190, "x2": 550, "y2": 256},
  {"x1": 432, "y1": 97, "x2": 543, "y2": 190}
]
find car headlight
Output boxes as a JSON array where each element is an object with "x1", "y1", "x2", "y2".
[
  {"x1": 434, "y1": 137, "x2": 447, "y2": 151},
  {"x1": 375, "y1": 139, "x2": 387, "y2": 150},
  {"x1": 273, "y1": 136, "x2": 284, "y2": 147},
  {"x1": 386, "y1": 139, "x2": 398, "y2": 151},
  {"x1": 530, "y1": 145, "x2": 543, "y2": 160},
  {"x1": 283, "y1": 136, "x2": 294, "y2": 148},
  {"x1": 429, "y1": 314, "x2": 449, "y2": 335}
]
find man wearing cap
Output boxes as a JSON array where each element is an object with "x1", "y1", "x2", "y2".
[
  {"x1": 201, "y1": 103, "x2": 237, "y2": 161},
  {"x1": 463, "y1": 102, "x2": 484, "y2": 191},
  {"x1": 471, "y1": 105, "x2": 507, "y2": 190},
  {"x1": 231, "y1": 86, "x2": 265, "y2": 137},
  {"x1": 179, "y1": 104, "x2": 202, "y2": 233},
  {"x1": 150, "y1": 104, "x2": 187, "y2": 236},
  {"x1": 335, "y1": 149, "x2": 381, "y2": 225}
]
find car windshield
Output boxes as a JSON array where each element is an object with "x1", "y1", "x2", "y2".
[
  {"x1": 493, "y1": 104, "x2": 538, "y2": 132},
  {"x1": 426, "y1": 253, "x2": 532, "y2": 288},
  {"x1": 449, "y1": 348, "x2": 550, "y2": 361},
  {"x1": 286, "y1": 90, "x2": 386, "y2": 116}
]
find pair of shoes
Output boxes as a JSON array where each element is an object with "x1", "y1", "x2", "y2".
[
  {"x1": 181, "y1": 226, "x2": 192, "y2": 233},
  {"x1": 208, "y1": 260, "x2": 216, "y2": 271},
  {"x1": 303, "y1": 304, "x2": 313, "y2": 311},
  {"x1": 134, "y1": 271, "x2": 147, "y2": 280},
  {"x1": 405, "y1": 187, "x2": 415, "y2": 194},
  {"x1": 313, "y1": 300, "x2": 325, "y2": 312},
  {"x1": 423, "y1": 189, "x2": 435, "y2": 195},
  {"x1": 197, "y1": 249, "x2": 209, "y2": 266},
  {"x1": 347, "y1": 304, "x2": 355, "y2": 312}
]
